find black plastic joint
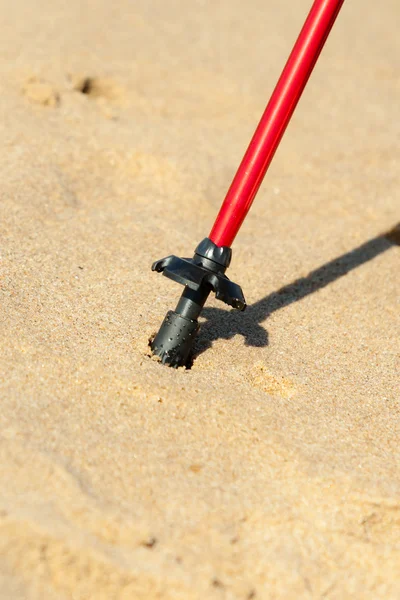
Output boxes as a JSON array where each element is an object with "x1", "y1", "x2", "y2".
[{"x1": 194, "y1": 238, "x2": 232, "y2": 270}]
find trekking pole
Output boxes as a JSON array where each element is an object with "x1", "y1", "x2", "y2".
[{"x1": 151, "y1": 0, "x2": 345, "y2": 367}]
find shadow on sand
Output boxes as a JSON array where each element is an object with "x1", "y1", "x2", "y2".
[{"x1": 194, "y1": 223, "x2": 399, "y2": 358}]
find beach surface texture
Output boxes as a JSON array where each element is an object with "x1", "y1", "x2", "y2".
[{"x1": 0, "y1": 0, "x2": 399, "y2": 598}]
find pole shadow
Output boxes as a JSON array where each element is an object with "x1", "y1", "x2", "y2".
[{"x1": 194, "y1": 223, "x2": 399, "y2": 357}]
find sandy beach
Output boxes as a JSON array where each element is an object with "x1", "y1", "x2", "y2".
[{"x1": 0, "y1": 0, "x2": 399, "y2": 598}]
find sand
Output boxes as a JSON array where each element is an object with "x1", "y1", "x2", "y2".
[{"x1": 0, "y1": 0, "x2": 399, "y2": 598}]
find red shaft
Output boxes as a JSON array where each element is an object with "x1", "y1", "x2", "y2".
[{"x1": 209, "y1": 0, "x2": 345, "y2": 248}]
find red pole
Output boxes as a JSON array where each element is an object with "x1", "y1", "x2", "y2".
[{"x1": 209, "y1": 0, "x2": 345, "y2": 248}]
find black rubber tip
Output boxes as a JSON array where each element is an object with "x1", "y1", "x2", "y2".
[{"x1": 151, "y1": 310, "x2": 199, "y2": 368}]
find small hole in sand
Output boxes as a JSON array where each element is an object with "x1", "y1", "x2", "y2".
[
  {"x1": 80, "y1": 77, "x2": 93, "y2": 95},
  {"x1": 73, "y1": 76, "x2": 123, "y2": 101},
  {"x1": 141, "y1": 536, "x2": 157, "y2": 549}
]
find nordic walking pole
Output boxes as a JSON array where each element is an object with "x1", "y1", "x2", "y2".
[{"x1": 151, "y1": 0, "x2": 345, "y2": 367}]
